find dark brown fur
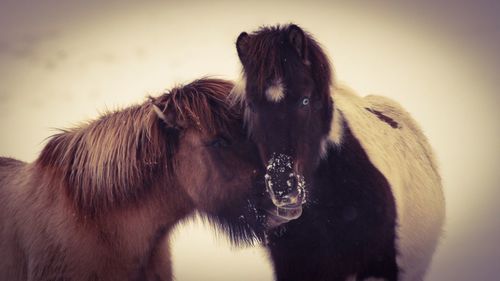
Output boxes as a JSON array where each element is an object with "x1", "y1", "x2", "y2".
[
  {"x1": 237, "y1": 24, "x2": 332, "y2": 101},
  {"x1": 0, "y1": 78, "x2": 267, "y2": 281},
  {"x1": 235, "y1": 24, "x2": 399, "y2": 280},
  {"x1": 235, "y1": 24, "x2": 333, "y2": 208},
  {"x1": 366, "y1": 107, "x2": 400, "y2": 129}
]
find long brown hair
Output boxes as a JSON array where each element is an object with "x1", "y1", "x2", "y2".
[{"x1": 36, "y1": 78, "x2": 237, "y2": 215}]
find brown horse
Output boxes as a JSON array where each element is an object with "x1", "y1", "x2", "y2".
[
  {"x1": 233, "y1": 24, "x2": 444, "y2": 280},
  {"x1": 0, "y1": 78, "x2": 278, "y2": 281}
]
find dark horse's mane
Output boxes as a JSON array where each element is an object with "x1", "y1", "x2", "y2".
[
  {"x1": 238, "y1": 24, "x2": 333, "y2": 100},
  {"x1": 36, "y1": 78, "x2": 236, "y2": 215}
]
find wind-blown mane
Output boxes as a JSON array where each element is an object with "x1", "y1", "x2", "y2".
[
  {"x1": 36, "y1": 78, "x2": 237, "y2": 215},
  {"x1": 154, "y1": 78, "x2": 239, "y2": 133},
  {"x1": 1, "y1": 77, "x2": 273, "y2": 280}
]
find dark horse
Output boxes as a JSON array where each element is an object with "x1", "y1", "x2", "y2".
[
  {"x1": 233, "y1": 24, "x2": 445, "y2": 280},
  {"x1": 0, "y1": 78, "x2": 281, "y2": 281}
]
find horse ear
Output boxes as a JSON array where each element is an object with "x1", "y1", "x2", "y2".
[
  {"x1": 288, "y1": 24, "x2": 308, "y2": 63},
  {"x1": 153, "y1": 104, "x2": 184, "y2": 129},
  {"x1": 236, "y1": 32, "x2": 250, "y2": 64}
]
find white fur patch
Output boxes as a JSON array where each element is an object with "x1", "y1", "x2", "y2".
[
  {"x1": 229, "y1": 74, "x2": 253, "y2": 128},
  {"x1": 329, "y1": 104, "x2": 344, "y2": 146},
  {"x1": 328, "y1": 85, "x2": 445, "y2": 281},
  {"x1": 229, "y1": 73, "x2": 246, "y2": 103},
  {"x1": 319, "y1": 87, "x2": 344, "y2": 159},
  {"x1": 265, "y1": 79, "x2": 285, "y2": 102},
  {"x1": 230, "y1": 73, "x2": 286, "y2": 103}
]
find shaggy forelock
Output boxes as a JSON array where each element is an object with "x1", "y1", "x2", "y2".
[
  {"x1": 239, "y1": 24, "x2": 333, "y2": 101},
  {"x1": 156, "y1": 79, "x2": 240, "y2": 135}
]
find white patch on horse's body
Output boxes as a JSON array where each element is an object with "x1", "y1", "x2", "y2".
[
  {"x1": 320, "y1": 91, "x2": 344, "y2": 158},
  {"x1": 265, "y1": 79, "x2": 285, "y2": 102},
  {"x1": 328, "y1": 85, "x2": 445, "y2": 281},
  {"x1": 329, "y1": 97, "x2": 344, "y2": 146}
]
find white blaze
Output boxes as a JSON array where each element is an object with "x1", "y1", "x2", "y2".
[{"x1": 265, "y1": 79, "x2": 285, "y2": 102}]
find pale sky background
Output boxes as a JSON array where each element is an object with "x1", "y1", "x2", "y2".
[{"x1": 0, "y1": 0, "x2": 499, "y2": 280}]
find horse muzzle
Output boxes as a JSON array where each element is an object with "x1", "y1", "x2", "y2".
[{"x1": 264, "y1": 153, "x2": 306, "y2": 221}]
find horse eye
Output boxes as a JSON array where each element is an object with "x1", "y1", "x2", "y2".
[
  {"x1": 301, "y1": 97, "x2": 310, "y2": 106},
  {"x1": 208, "y1": 137, "x2": 230, "y2": 148}
]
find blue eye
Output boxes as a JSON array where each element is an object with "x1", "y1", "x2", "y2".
[{"x1": 301, "y1": 97, "x2": 310, "y2": 106}]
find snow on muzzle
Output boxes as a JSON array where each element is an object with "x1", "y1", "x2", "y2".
[{"x1": 264, "y1": 153, "x2": 306, "y2": 221}]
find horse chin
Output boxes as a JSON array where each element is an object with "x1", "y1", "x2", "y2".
[
  {"x1": 265, "y1": 205, "x2": 303, "y2": 229},
  {"x1": 277, "y1": 205, "x2": 303, "y2": 219}
]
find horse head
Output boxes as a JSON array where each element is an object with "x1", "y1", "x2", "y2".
[
  {"x1": 151, "y1": 78, "x2": 289, "y2": 240},
  {"x1": 233, "y1": 24, "x2": 334, "y2": 222}
]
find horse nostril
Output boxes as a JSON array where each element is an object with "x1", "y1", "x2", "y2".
[
  {"x1": 286, "y1": 174, "x2": 298, "y2": 191},
  {"x1": 280, "y1": 195, "x2": 293, "y2": 205}
]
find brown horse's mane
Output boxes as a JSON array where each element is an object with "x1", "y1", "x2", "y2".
[
  {"x1": 241, "y1": 24, "x2": 333, "y2": 100},
  {"x1": 36, "y1": 78, "x2": 236, "y2": 215}
]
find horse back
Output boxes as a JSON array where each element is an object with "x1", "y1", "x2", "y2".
[
  {"x1": 0, "y1": 156, "x2": 24, "y2": 168},
  {"x1": 0, "y1": 156, "x2": 25, "y2": 192},
  {"x1": 363, "y1": 94, "x2": 440, "y2": 176},
  {"x1": 0, "y1": 156, "x2": 26, "y2": 196},
  {"x1": 0, "y1": 157, "x2": 29, "y2": 280},
  {"x1": 334, "y1": 87, "x2": 445, "y2": 280}
]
